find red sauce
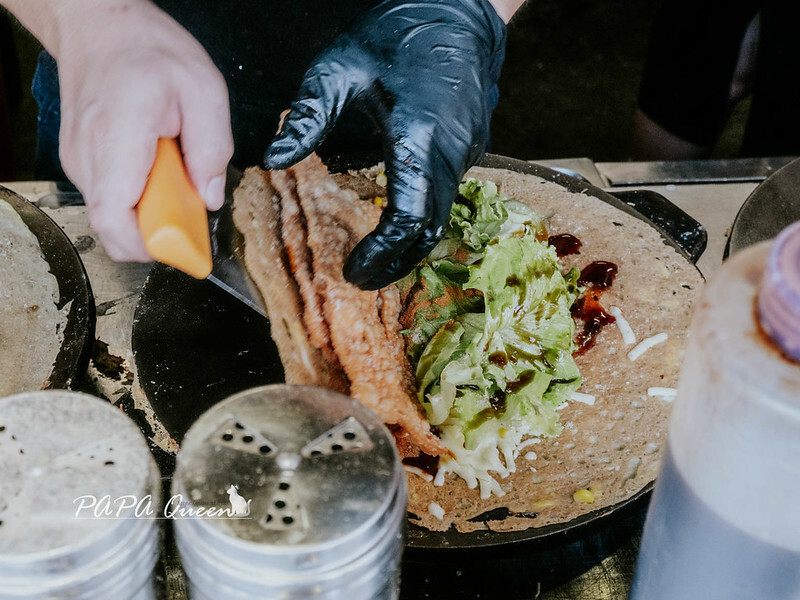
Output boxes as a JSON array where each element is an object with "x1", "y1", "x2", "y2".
[
  {"x1": 571, "y1": 291, "x2": 616, "y2": 355},
  {"x1": 578, "y1": 261, "x2": 618, "y2": 289},
  {"x1": 548, "y1": 233, "x2": 582, "y2": 257},
  {"x1": 402, "y1": 453, "x2": 440, "y2": 477}
]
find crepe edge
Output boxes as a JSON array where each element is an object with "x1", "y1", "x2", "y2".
[{"x1": 232, "y1": 167, "x2": 348, "y2": 394}]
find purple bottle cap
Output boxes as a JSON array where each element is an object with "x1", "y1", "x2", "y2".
[{"x1": 758, "y1": 220, "x2": 800, "y2": 361}]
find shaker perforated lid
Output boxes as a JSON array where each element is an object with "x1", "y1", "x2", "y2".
[
  {"x1": 171, "y1": 384, "x2": 405, "y2": 597},
  {"x1": 0, "y1": 391, "x2": 161, "y2": 598},
  {"x1": 759, "y1": 220, "x2": 800, "y2": 361}
]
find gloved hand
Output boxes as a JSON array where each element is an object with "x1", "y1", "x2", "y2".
[{"x1": 264, "y1": 0, "x2": 507, "y2": 290}]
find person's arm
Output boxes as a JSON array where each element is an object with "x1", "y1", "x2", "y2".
[
  {"x1": 1, "y1": 0, "x2": 233, "y2": 261},
  {"x1": 487, "y1": 0, "x2": 526, "y2": 23},
  {"x1": 265, "y1": 0, "x2": 521, "y2": 290}
]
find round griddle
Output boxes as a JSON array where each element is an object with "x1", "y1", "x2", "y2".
[
  {"x1": 726, "y1": 156, "x2": 800, "y2": 257},
  {"x1": 132, "y1": 155, "x2": 704, "y2": 559},
  {"x1": 1, "y1": 186, "x2": 95, "y2": 390}
]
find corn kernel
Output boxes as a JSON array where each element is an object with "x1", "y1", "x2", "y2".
[
  {"x1": 573, "y1": 489, "x2": 595, "y2": 503},
  {"x1": 373, "y1": 196, "x2": 387, "y2": 207},
  {"x1": 532, "y1": 499, "x2": 556, "y2": 510},
  {"x1": 376, "y1": 172, "x2": 388, "y2": 187},
  {"x1": 499, "y1": 428, "x2": 508, "y2": 438}
]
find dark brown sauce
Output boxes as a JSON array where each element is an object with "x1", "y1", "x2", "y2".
[
  {"x1": 545, "y1": 376, "x2": 578, "y2": 393},
  {"x1": 506, "y1": 275, "x2": 521, "y2": 287},
  {"x1": 506, "y1": 370, "x2": 535, "y2": 393},
  {"x1": 571, "y1": 292, "x2": 616, "y2": 355},
  {"x1": 488, "y1": 351, "x2": 508, "y2": 367},
  {"x1": 489, "y1": 389, "x2": 507, "y2": 411},
  {"x1": 578, "y1": 261, "x2": 618, "y2": 289},
  {"x1": 402, "y1": 453, "x2": 440, "y2": 477},
  {"x1": 548, "y1": 233, "x2": 582, "y2": 257},
  {"x1": 466, "y1": 389, "x2": 509, "y2": 430},
  {"x1": 469, "y1": 407, "x2": 495, "y2": 429}
]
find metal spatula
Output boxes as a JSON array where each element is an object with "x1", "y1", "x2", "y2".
[{"x1": 135, "y1": 137, "x2": 266, "y2": 317}]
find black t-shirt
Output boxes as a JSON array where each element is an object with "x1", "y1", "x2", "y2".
[{"x1": 154, "y1": 0, "x2": 383, "y2": 167}]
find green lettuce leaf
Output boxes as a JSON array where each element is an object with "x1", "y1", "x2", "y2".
[
  {"x1": 446, "y1": 179, "x2": 548, "y2": 254},
  {"x1": 407, "y1": 177, "x2": 583, "y2": 469}
]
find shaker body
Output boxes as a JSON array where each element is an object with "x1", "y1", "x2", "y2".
[
  {"x1": 629, "y1": 242, "x2": 800, "y2": 600},
  {"x1": 172, "y1": 384, "x2": 406, "y2": 600}
]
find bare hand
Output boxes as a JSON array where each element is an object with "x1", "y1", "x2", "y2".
[{"x1": 54, "y1": 0, "x2": 233, "y2": 261}]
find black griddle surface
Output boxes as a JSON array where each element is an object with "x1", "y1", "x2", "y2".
[
  {"x1": 1, "y1": 185, "x2": 95, "y2": 390},
  {"x1": 132, "y1": 156, "x2": 704, "y2": 560},
  {"x1": 727, "y1": 156, "x2": 800, "y2": 257}
]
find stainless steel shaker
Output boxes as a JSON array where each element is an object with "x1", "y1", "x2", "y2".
[
  {"x1": 171, "y1": 384, "x2": 406, "y2": 600},
  {"x1": 0, "y1": 391, "x2": 162, "y2": 600}
]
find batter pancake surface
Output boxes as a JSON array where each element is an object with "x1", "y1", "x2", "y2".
[
  {"x1": 0, "y1": 199, "x2": 67, "y2": 395},
  {"x1": 234, "y1": 161, "x2": 704, "y2": 533}
]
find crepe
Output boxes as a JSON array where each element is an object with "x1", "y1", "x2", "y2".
[
  {"x1": 0, "y1": 199, "x2": 67, "y2": 396},
  {"x1": 233, "y1": 158, "x2": 704, "y2": 533},
  {"x1": 233, "y1": 157, "x2": 446, "y2": 456}
]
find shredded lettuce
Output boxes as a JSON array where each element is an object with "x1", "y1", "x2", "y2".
[
  {"x1": 402, "y1": 178, "x2": 583, "y2": 498},
  {"x1": 446, "y1": 179, "x2": 548, "y2": 254}
]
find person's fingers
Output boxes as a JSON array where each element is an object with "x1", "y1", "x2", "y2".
[
  {"x1": 61, "y1": 97, "x2": 160, "y2": 262},
  {"x1": 343, "y1": 117, "x2": 444, "y2": 289},
  {"x1": 178, "y1": 67, "x2": 233, "y2": 211},
  {"x1": 346, "y1": 224, "x2": 445, "y2": 291},
  {"x1": 342, "y1": 208, "x2": 428, "y2": 290},
  {"x1": 365, "y1": 187, "x2": 454, "y2": 289},
  {"x1": 83, "y1": 152, "x2": 154, "y2": 263},
  {"x1": 87, "y1": 133, "x2": 155, "y2": 262},
  {"x1": 264, "y1": 46, "x2": 371, "y2": 169},
  {"x1": 87, "y1": 199, "x2": 150, "y2": 262},
  {"x1": 343, "y1": 170, "x2": 455, "y2": 290}
]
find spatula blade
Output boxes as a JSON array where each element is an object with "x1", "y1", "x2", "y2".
[{"x1": 206, "y1": 168, "x2": 267, "y2": 318}]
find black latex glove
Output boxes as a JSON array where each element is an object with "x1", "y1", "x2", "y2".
[{"x1": 263, "y1": 0, "x2": 507, "y2": 290}]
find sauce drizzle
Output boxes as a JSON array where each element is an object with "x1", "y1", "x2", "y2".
[
  {"x1": 402, "y1": 453, "x2": 440, "y2": 477},
  {"x1": 506, "y1": 370, "x2": 535, "y2": 393},
  {"x1": 548, "y1": 233, "x2": 582, "y2": 257},
  {"x1": 578, "y1": 261, "x2": 618, "y2": 289},
  {"x1": 488, "y1": 351, "x2": 508, "y2": 367},
  {"x1": 571, "y1": 291, "x2": 616, "y2": 355}
]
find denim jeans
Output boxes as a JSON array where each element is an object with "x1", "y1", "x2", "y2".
[{"x1": 31, "y1": 51, "x2": 74, "y2": 187}]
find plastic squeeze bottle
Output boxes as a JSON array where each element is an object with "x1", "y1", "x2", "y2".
[{"x1": 628, "y1": 220, "x2": 800, "y2": 600}]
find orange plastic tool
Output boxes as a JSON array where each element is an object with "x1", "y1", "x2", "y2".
[{"x1": 136, "y1": 138, "x2": 213, "y2": 279}]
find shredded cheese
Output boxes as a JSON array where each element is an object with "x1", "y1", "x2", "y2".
[
  {"x1": 570, "y1": 391, "x2": 596, "y2": 405},
  {"x1": 609, "y1": 306, "x2": 636, "y2": 345},
  {"x1": 628, "y1": 332, "x2": 668, "y2": 361},
  {"x1": 518, "y1": 437, "x2": 541, "y2": 450},
  {"x1": 648, "y1": 387, "x2": 678, "y2": 401},
  {"x1": 403, "y1": 465, "x2": 434, "y2": 482},
  {"x1": 428, "y1": 502, "x2": 445, "y2": 520}
]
